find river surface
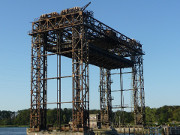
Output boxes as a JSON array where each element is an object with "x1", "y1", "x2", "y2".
[{"x1": 0, "y1": 127, "x2": 27, "y2": 135}]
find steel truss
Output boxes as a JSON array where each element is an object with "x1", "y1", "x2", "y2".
[
  {"x1": 132, "y1": 55, "x2": 145, "y2": 125},
  {"x1": 29, "y1": 7, "x2": 145, "y2": 131},
  {"x1": 111, "y1": 65, "x2": 145, "y2": 126},
  {"x1": 30, "y1": 34, "x2": 47, "y2": 131},
  {"x1": 99, "y1": 68, "x2": 112, "y2": 126},
  {"x1": 72, "y1": 26, "x2": 89, "y2": 130}
]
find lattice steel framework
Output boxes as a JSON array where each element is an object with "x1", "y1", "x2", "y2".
[
  {"x1": 71, "y1": 25, "x2": 89, "y2": 130},
  {"x1": 30, "y1": 34, "x2": 47, "y2": 131},
  {"x1": 29, "y1": 5, "x2": 145, "y2": 131},
  {"x1": 99, "y1": 68, "x2": 112, "y2": 126},
  {"x1": 131, "y1": 55, "x2": 145, "y2": 125}
]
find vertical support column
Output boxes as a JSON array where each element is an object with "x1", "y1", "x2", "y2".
[
  {"x1": 106, "y1": 69, "x2": 112, "y2": 125},
  {"x1": 57, "y1": 31, "x2": 61, "y2": 129},
  {"x1": 100, "y1": 68, "x2": 105, "y2": 126},
  {"x1": 30, "y1": 33, "x2": 47, "y2": 131},
  {"x1": 42, "y1": 34, "x2": 47, "y2": 130},
  {"x1": 131, "y1": 55, "x2": 145, "y2": 126},
  {"x1": 100, "y1": 68, "x2": 112, "y2": 127},
  {"x1": 72, "y1": 25, "x2": 89, "y2": 131},
  {"x1": 120, "y1": 68, "x2": 124, "y2": 126}
]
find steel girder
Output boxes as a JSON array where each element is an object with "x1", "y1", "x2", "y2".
[
  {"x1": 30, "y1": 34, "x2": 47, "y2": 131},
  {"x1": 99, "y1": 68, "x2": 112, "y2": 126},
  {"x1": 72, "y1": 25, "x2": 89, "y2": 130},
  {"x1": 132, "y1": 55, "x2": 145, "y2": 125},
  {"x1": 29, "y1": 8, "x2": 145, "y2": 131}
]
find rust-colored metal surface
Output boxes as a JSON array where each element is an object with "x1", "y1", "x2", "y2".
[
  {"x1": 131, "y1": 55, "x2": 145, "y2": 125},
  {"x1": 29, "y1": 4, "x2": 145, "y2": 131},
  {"x1": 99, "y1": 68, "x2": 112, "y2": 126},
  {"x1": 30, "y1": 34, "x2": 47, "y2": 131}
]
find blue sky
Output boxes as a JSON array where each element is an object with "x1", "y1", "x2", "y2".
[{"x1": 0, "y1": 0, "x2": 180, "y2": 111}]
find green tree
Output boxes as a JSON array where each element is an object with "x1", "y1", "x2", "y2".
[
  {"x1": 145, "y1": 107, "x2": 157, "y2": 125},
  {"x1": 47, "y1": 109, "x2": 57, "y2": 126},
  {"x1": 0, "y1": 110, "x2": 15, "y2": 125},
  {"x1": 172, "y1": 108, "x2": 180, "y2": 121},
  {"x1": 14, "y1": 109, "x2": 30, "y2": 125},
  {"x1": 61, "y1": 108, "x2": 72, "y2": 124}
]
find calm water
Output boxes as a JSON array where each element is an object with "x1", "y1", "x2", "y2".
[{"x1": 0, "y1": 127, "x2": 27, "y2": 135}]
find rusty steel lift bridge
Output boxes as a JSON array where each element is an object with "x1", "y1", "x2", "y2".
[{"x1": 29, "y1": 3, "x2": 145, "y2": 132}]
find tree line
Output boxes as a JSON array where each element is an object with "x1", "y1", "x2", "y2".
[
  {"x1": 0, "y1": 108, "x2": 72, "y2": 126},
  {"x1": 0, "y1": 106, "x2": 180, "y2": 126}
]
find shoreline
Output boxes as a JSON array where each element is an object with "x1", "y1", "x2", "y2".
[{"x1": 0, "y1": 125, "x2": 28, "y2": 128}]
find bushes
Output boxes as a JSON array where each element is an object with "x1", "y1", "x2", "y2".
[
  {"x1": 1, "y1": 106, "x2": 180, "y2": 126},
  {"x1": 0, "y1": 108, "x2": 72, "y2": 126}
]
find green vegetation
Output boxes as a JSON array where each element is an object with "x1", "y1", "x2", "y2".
[
  {"x1": 0, "y1": 109, "x2": 30, "y2": 127},
  {"x1": 113, "y1": 110, "x2": 134, "y2": 125},
  {"x1": 0, "y1": 108, "x2": 72, "y2": 127},
  {"x1": 0, "y1": 106, "x2": 180, "y2": 127},
  {"x1": 113, "y1": 106, "x2": 180, "y2": 126},
  {"x1": 155, "y1": 106, "x2": 180, "y2": 125}
]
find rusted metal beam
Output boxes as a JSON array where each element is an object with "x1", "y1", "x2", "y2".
[
  {"x1": 132, "y1": 55, "x2": 145, "y2": 126},
  {"x1": 29, "y1": 6, "x2": 145, "y2": 131},
  {"x1": 99, "y1": 68, "x2": 112, "y2": 126},
  {"x1": 30, "y1": 33, "x2": 47, "y2": 131}
]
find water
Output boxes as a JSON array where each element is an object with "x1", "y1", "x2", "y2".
[{"x1": 0, "y1": 127, "x2": 27, "y2": 135}]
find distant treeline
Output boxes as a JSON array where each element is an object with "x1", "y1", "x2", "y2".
[
  {"x1": 0, "y1": 106, "x2": 180, "y2": 126},
  {"x1": 0, "y1": 108, "x2": 72, "y2": 126}
]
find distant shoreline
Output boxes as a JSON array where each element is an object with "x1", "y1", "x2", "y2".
[{"x1": 0, "y1": 125, "x2": 28, "y2": 128}]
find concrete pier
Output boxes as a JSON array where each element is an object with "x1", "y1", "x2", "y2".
[
  {"x1": 27, "y1": 127, "x2": 161, "y2": 135},
  {"x1": 27, "y1": 128, "x2": 119, "y2": 135}
]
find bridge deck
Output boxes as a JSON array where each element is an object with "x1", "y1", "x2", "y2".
[{"x1": 47, "y1": 43, "x2": 133, "y2": 69}]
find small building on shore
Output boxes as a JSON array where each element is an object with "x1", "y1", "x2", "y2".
[{"x1": 90, "y1": 114, "x2": 101, "y2": 129}]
